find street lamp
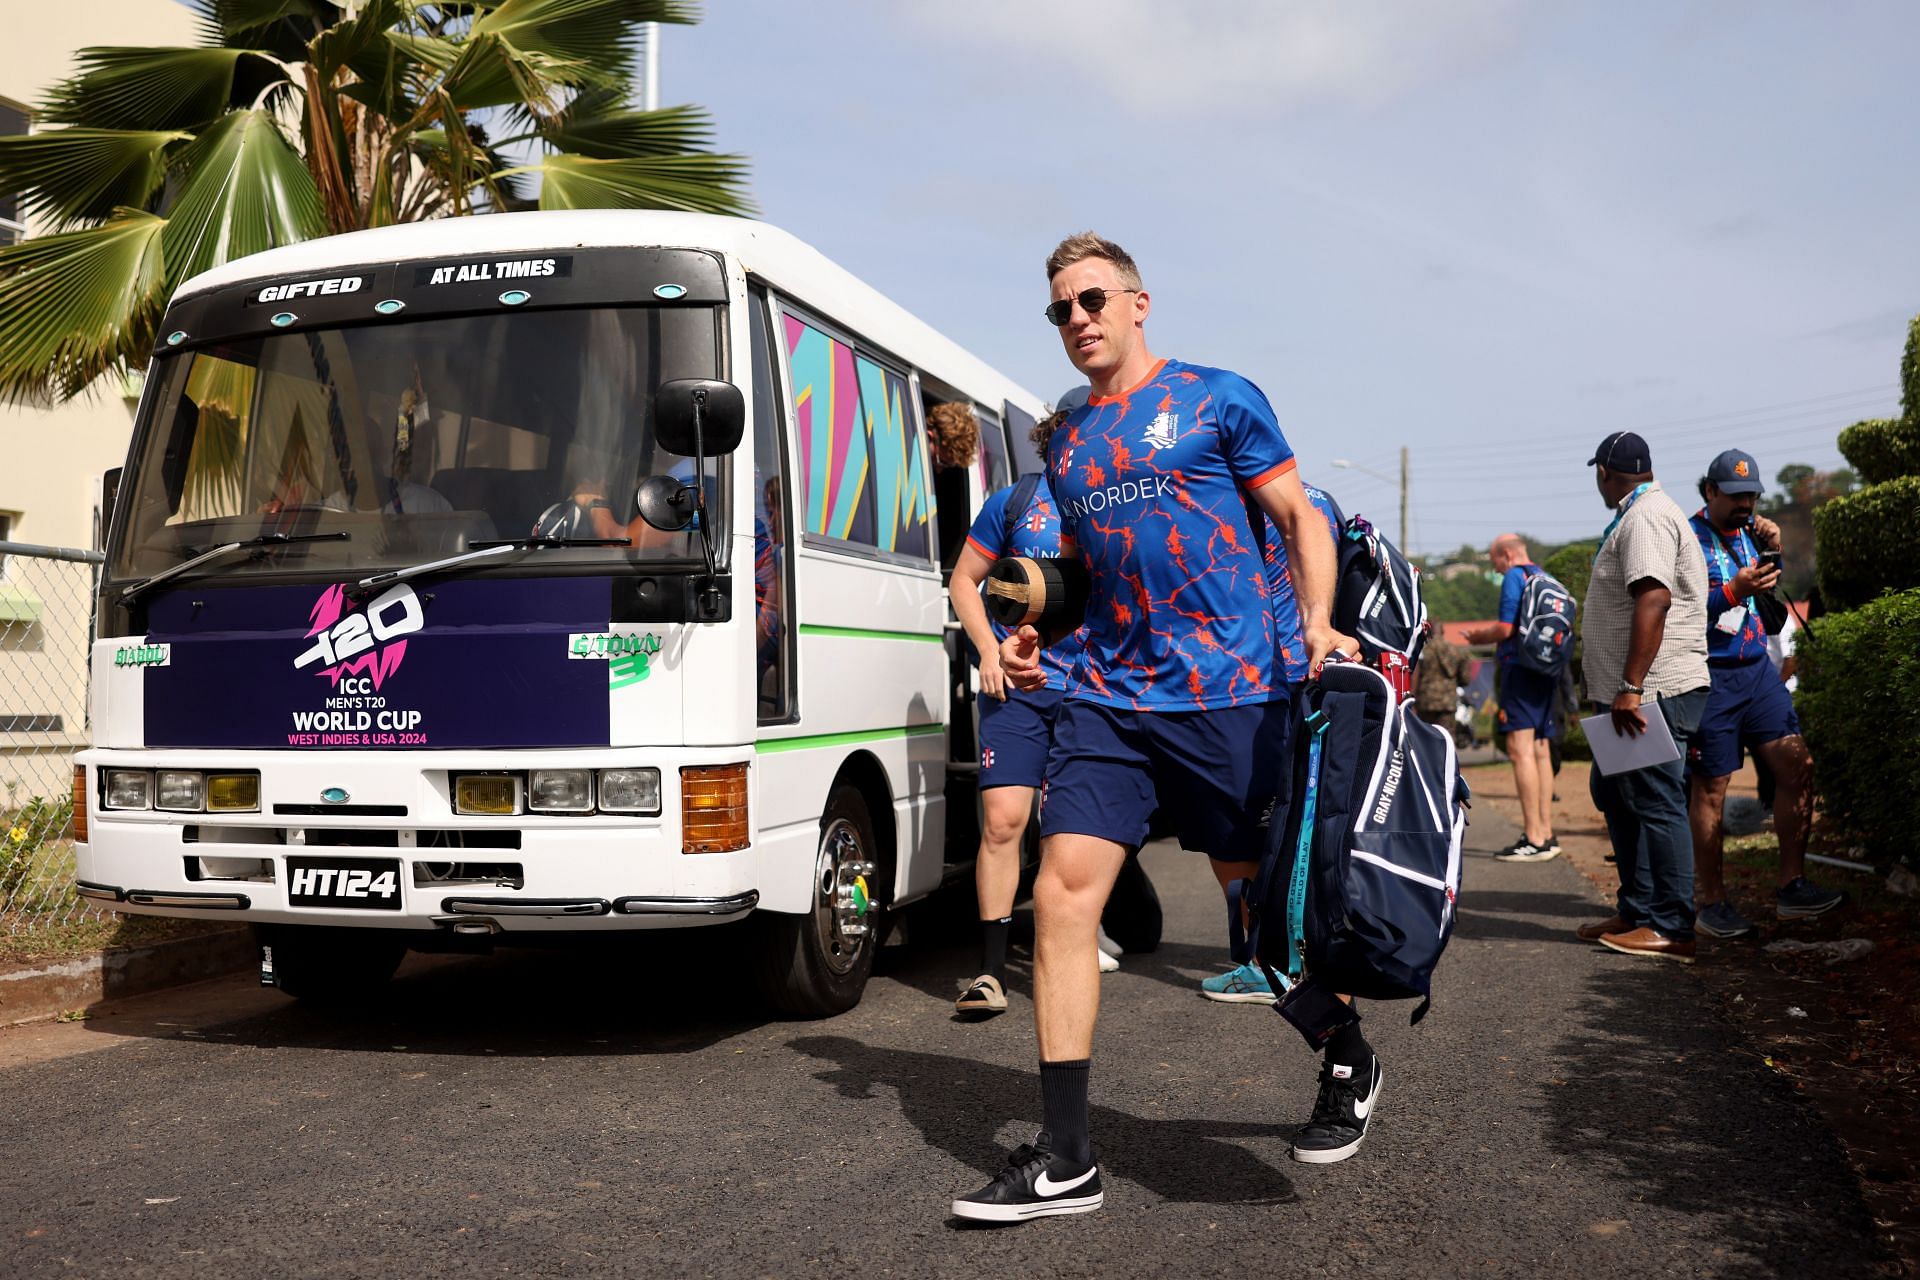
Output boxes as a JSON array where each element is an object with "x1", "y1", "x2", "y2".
[{"x1": 1330, "y1": 451, "x2": 1409, "y2": 551}]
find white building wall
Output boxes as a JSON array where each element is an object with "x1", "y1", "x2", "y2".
[{"x1": 1, "y1": 2, "x2": 198, "y2": 801}]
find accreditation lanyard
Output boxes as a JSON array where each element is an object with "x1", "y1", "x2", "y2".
[
  {"x1": 1702, "y1": 518, "x2": 1757, "y2": 615},
  {"x1": 1593, "y1": 483, "x2": 1654, "y2": 565}
]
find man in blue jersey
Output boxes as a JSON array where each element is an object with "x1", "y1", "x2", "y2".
[
  {"x1": 1686, "y1": 449, "x2": 1843, "y2": 938},
  {"x1": 947, "y1": 417, "x2": 1102, "y2": 1018},
  {"x1": 950, "y1": 233, "x2": 1364, "y2": 1224},
  {"x1": 1464, "y1": 534, "x2": 1560, "y2": 861},
  {"x1": 1198, "y1": 480, "x2": 1346, "y2": 1004}
]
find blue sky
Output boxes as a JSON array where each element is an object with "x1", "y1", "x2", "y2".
[{"x1": 664, "y1": 1, "x2": 1919, "y2": 553}]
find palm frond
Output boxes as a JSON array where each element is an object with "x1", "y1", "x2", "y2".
[
  {"x1": 159, "y1": 109, "x2": 327, "y2": 284},
  {"x1": 0, "y1": 128, "x2": 188, "y2": 229},
  {"x1": 437, "y1": 31, "x2": 559, "y2": 113},
  {"x1": 38, "y1": 47, "x2": 272, "y2": 132},
  {"x1": 472, "y1": 0, "x2": 650, "y2": 86},
  {"x1": 515, "y1": 151, "x2": 753, "y2": 215},
  {"x1": 192, "y1": 0, "x2": 336, "y2": 59},
  {"x1": 0, "y1": 211, "x2": 168, "y2": 403},
  {"x1": 531, "y1": 94, "x2": 714, "y2": 159}
]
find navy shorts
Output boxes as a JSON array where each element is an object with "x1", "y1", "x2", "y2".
[
  {"x1": 1498, "y1": 665, "x2": 1556, "y2": 736},
  {"x1": 978, "y1": 687, "x2": 1063, "y2": 790},
  {"x1": 1690, "y1": 657, "x2": 1800, "y2": 778},
  {"x1": 1038, "y1": 697, "x2": 1293, "y2": 859}
]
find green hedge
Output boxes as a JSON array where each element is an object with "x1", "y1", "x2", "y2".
[
  {"x1": 1812, "y1": 474, "x2": 1920, "y2": 611},
  {"x1": 1541, "y1": 541, "x2": 1596, "y2": 607},
  {"x1": 1795, "y1": 588, "x2": 1920, "y2": 860},
  {"x1": 1904, "y1": 314, "x2": 1920, "y2": 422},
  {"x1": 1836, "y1": 417, "x2": 1920, "y2": 487}
]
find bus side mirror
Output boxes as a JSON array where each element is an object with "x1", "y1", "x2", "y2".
[
  {"x1": 653, "y1": 378, "x2": 745, "y2": 457},
  {"x1": 635, "y1": 475, "x2": 697, "y2": 532}
]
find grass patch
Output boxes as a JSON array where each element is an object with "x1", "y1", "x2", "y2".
[{"x1": 0, "y1": 914, "x2": 233, "y2": 966}]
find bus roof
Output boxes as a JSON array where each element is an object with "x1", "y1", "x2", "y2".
[{"x1": 173, "y1": 211, "x2": 1047, "y2": 418}]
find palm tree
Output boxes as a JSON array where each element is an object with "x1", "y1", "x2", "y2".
[{"x1": 0, "y1": 0, "x2": 752, "y2": 403}]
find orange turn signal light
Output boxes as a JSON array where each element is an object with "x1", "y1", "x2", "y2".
[
  {"x1": 681, "y1": 764, "x2": 749, "y2": 853},
  {"x1": 72, "y1": 765, "x2": 88, "y2": 842}
]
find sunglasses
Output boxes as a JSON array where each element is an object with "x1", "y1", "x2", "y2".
[{"x1": 1044, "y1": 287, "x2": 1137, "y2": 327}]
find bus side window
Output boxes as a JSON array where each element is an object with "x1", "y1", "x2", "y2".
[{"x1": 749, "y1": 289, "x2": 793, "y2": 722}]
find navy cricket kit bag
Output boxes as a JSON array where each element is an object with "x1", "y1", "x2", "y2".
[
  {"x1": 1333, "y1": 515, "x2": 1430, "y2": 667},
  {"x1": 1235, "y1": 657, "x2": 1470, "y2": 1047}
]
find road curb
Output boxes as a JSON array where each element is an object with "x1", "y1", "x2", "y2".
[{"x1": 0, "y1": 927, "x2": 256, "y2": 1027}]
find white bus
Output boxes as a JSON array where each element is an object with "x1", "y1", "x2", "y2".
[{"x1": 75, "y1": 212, "x2": 1047, "y2": 1015}]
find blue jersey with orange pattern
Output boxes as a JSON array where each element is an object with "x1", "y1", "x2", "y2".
[
  {"x1": 1048, "y1": 358, "x2": 1295, "y2": 711},
  {"x1": 1261, "y1": 483, "x2": 1347, "y2": 686},
  {"x1": 1689, "y1": 511, "x2": 1771, "y2": 662},
  {"x1": 964, "y1": 479, "x2": 1084, "y2": 689}
]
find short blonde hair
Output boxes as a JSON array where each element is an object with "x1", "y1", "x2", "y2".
[
  {"x1": 1045, "y1": 232, "x2": 1143, "y2": 290},
  {"x1": 925, "y1": 401, "x2": 979, "y2": 469}
]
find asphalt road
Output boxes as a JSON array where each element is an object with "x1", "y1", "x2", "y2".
[{"x1": 0, "y1": 799, "x2": 1890, "y2": 1278}]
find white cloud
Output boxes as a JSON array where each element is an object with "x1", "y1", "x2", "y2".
[{"x1": 900, "y1": 0, "x2": 1528, "y2": 114}]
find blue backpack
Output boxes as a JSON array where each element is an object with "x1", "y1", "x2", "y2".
[
  {"x1": 1511, "y1": 567, "x2": 1577, "y2": 677},
  {"x1": 1234, "y1": 657, "x2": 1469, "y2": 1045}
]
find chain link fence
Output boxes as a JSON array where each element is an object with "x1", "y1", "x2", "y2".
[{"x1": 0, "y1": 541, "x2": 105, "y2": 930}]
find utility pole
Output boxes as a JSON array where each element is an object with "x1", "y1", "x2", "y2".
[
  {"x1": 1399, "y1": 445, "x2": 1409, "y2": 552},
  {"x1": 641, "y1": 22, "x2": 660, "y2": 111}
]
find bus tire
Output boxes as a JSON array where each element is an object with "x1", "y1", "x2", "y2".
[
  {"x1": 256, "y1": 924, "x2": 406, "y2": 1005},
  {"x1": 1101, "y1": 852, "x2": 1163, "y2": 954},
  {"x1": 753, "y1": 784, "x2": 881, "y2": 1017}
]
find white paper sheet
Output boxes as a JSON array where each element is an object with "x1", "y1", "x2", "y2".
[{"x1": 1581, "y1": 707, "x2": 1682, "y2": 776}]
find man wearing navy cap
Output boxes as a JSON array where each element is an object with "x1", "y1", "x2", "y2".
[
  {"x1": 1575, "y1": 432, "x2": 1712, "y2": 961},
  {"x1": 1686, "y1": 450, "x2": 1844, "y2": 938}
]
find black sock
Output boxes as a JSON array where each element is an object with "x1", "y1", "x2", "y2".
[
  {"x1": 980, "y1": 916, "x2": 1012, "y2": 983},
  {"x1": 1039, "y1": 1059, "x2": 1092, "y2": 1165},
  {"x1": 1326, "y1": 1018, "x2": 1373, "y2": 1074}
]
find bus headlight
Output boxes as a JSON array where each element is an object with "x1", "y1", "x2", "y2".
[
  {"x1": 206, "y1": 773, "x2": 261, "y2": 812},
  {"x1": 104, "y1": 769, "x2": 153, "y2": 810},
  {"x1": 597, "y1": 768, "x2": 661, "y2": 815},
  {"x1": 528, "y1": 769, "x2": 594, "y2": 813},
  {"x1": 155, "y1": 770, "x2": 205, "y2": 812},
  {"x1": 453, "y1": 773, "x2": 521, "y2": 815}
]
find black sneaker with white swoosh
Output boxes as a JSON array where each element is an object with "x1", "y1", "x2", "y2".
[
  {"x1": 950, "y1": 1135, "x2": 1103, "y2": 1222},
  {"x1": 1290, "y1": 1055, "x2": 1384, "y2": 1164}
]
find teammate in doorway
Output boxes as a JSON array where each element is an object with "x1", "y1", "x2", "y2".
[
  {"x1": 946, "y1": 400, "x2": 1107, "y2": 1018},
  {"x1": 950, "y1": 232, "x2": 1367, "y2": 1224}
]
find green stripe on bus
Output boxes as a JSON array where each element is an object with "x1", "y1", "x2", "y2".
[
  {"x1": 755, "y1": 724, "x2": 945, "y2": 754},
  {"x1": 796, "y1": 624, "x2": 943, "y2": 644}
]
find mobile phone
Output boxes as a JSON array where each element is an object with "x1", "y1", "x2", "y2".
[{"x1": 1757, "y1": 551, "x2": 1784, "y2": 572}]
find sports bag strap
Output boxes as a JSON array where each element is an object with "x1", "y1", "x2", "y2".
[
  {"x1": 1002, "y1": 473, "x2": 1042, "y2": 548},
  {"x1": 1284, "y1": 710, "x2": 1331, "y2": 982}
]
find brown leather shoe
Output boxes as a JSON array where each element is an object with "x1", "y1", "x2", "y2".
[
  {"x1": 1598, "y1": 927, "x2": 1696, "y2": 963},
  {"x1": 1576, "y1": 915, "x2": 1629, "y2": 941}
]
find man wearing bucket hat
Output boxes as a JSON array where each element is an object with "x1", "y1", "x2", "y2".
[
  {"x1": 1575, "y1": 431, "x2": 1712, "y2": 961},
  {"x1": 1685, "y1": 449, "x2": 1845, "y2": 939}
]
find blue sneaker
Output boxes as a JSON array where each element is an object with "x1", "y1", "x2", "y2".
[
  {"x1": 1776, "y1": 877, "x2": 1847, "y2": 919},
  {"x1": 1200, "y1": 962, "x2": 1277, "y2": 1004}
]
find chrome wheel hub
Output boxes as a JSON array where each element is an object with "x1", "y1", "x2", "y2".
[{"x1": 814, "y1": 817, "x2": 876, "y2": 975}]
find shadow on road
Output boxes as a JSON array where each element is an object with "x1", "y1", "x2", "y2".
[
  {"x1": 79, "y1": 930, "x2": 779, "y2": 1059},
  {"x1": 1541, "y1": 960, "x2": 1890, "y2": 1279},
  {"x1": 788, "y1": 1034, "x2": 1299, "y2": 1212}
]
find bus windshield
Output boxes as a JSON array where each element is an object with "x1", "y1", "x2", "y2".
[{"x1": 112, "y1": 305, "x2": 724, "y2": 583}]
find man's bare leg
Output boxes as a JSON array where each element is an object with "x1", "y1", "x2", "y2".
[
  {"x1": 1508, "y1": 727, "x2": 1551, "y2": 847},
  {"x1": 1033, "y1": 833, "x2": 1129, "y2": 1062}
]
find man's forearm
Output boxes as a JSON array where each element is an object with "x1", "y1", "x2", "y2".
[
  {"x1": 949, "y1": 576, "x2": 999, "y2": 661},
  {"x1": 1280, "y1": 510, "x2": 1337, "y2": 631},
  {"x1": 1621, "y1": 591, "x2": 1670, "y2": 688}
]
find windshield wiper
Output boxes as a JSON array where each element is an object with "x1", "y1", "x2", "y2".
[
  {"x1": 350, "y1": 537, "x2": 631, "y2": 599},
  {"x1": 121, "y1": 532, "x2": 351, "y2": 604}
]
